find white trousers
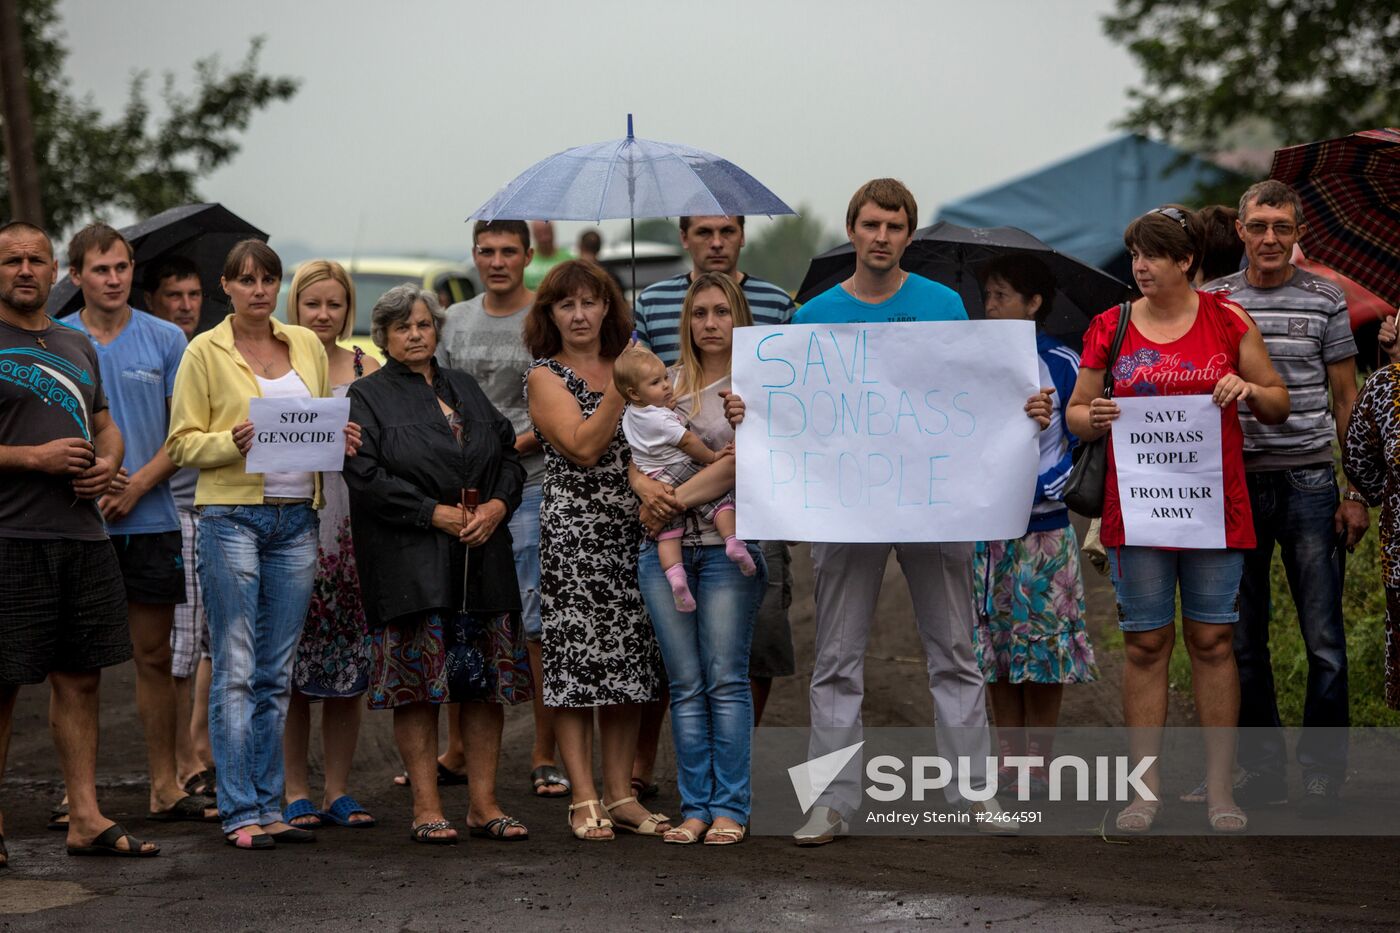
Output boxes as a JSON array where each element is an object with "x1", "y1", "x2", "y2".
[{"x1": 807, "y1": 541, "x2": 991, "y2": 810}]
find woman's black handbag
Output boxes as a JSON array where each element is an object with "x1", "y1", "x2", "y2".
[{"x1": 1063, "y1": 303, "x2": 1131, "y2": 518}]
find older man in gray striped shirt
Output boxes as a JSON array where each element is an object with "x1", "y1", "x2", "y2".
[{"x1": 1205, "y1": 179, "x2": 1368, "y2": 818}]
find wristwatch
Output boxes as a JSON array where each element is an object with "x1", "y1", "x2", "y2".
[{"x1": 1343, "y1": 490, "x2": 1369, "y2": 506}]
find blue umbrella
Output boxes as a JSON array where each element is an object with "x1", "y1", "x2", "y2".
[{"x1": 468, "y1": 115, "x2": 795, "y2": 291}]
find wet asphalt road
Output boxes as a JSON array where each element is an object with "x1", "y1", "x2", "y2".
[{"x1": 3, "y1": 544, "x2": 1399, "y2": 931}]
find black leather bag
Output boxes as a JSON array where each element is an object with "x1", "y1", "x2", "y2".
[{"x1": 1063, "y1": 303, "x2": 1131, "y2": 518}]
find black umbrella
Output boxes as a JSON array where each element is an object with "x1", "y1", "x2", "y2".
[
  {"x1": 47, "y1": 203, "x2": 268, "y2": 332},
  {"x1": 795, "y1": 221, "x2": 1130, "y2": 351}
]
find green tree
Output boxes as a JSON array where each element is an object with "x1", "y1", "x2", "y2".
[
  {"x1": 742, "y1": 208, "x2": 839, "y2": 294},
  {"x1": 1103, "y1": 0, "x2": 1400, "y2": 149},
  {"x1": 0, "y1": 0, "x2": 298, "y2": 233}
]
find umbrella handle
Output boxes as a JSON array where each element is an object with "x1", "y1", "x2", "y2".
[{"x1": 460, "y1": 488, "x2": 479, "y2": 612}]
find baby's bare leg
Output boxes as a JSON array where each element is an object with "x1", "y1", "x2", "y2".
[
  {"x1": 658, "y1": 535, "x2": 683, "y2": 571},
  {"x1": 715, "y1": 508, "x2": 737, "y2": 540},
  {"x1": 674, "y1": 458, "x2": 735, "y2": 510}
]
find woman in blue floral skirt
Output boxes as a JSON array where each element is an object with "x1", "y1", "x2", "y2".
[{"x1": 973, "y1": 256, "x2": 1098, "y2": 799}]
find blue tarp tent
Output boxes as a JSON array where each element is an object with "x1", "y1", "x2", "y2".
[{"x1": 936, "y1": 134, "x2": 1237, "y2": 282}]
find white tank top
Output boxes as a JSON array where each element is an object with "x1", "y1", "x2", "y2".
[{"x1": 255, "y1": 371, "x2": 316, "y2": 500}]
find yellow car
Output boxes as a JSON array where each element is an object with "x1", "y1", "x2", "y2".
[{"x1": 278, "y1": 257, "x2": 480, "y2": 360}]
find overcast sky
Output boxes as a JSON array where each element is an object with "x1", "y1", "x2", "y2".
[{"x1": 58, "y1": 0, "x2": 1142, "y2": 259}]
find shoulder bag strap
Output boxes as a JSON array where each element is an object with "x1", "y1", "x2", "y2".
[{"x1": 1102, "y1": 301, "x2": 1132, "y2": 400}]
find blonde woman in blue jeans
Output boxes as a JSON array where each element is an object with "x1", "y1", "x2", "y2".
[{"x1": 629, "y1": 273, "x2": 767, "y2": 845}]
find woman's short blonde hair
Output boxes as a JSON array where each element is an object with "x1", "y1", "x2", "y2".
[{"x1": 286, "y1": 260, "x2": 356, "y2": 340}]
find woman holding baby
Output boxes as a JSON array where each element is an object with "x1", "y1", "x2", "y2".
[{"x1": 623, "y1": 272, "x2": 768, "y2": 846}]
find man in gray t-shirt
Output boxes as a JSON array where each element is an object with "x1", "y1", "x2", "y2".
[
  {"x1": 1204, "y1": 180, "x2": 1366, "y2": 815},
  {"x1": 436, "y1": 220, "x2": 567, "y2": 797}
]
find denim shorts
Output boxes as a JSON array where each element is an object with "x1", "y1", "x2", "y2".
[{"x1": 1106, "y1": 546, "x2": 1245, "y2": 632}]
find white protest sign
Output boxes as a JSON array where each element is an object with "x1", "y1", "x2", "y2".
[
  {"x1": 731, "y1": 320, "x2": 1041, "y2": 543},
  {"x1": 1111, "y1": 394, "x2": 1226, "y2": 548},
  {"x1": 246, "y1": 396, "x2": 351, "y2": 473}
]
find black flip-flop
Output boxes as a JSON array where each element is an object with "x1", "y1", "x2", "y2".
[
  {"x1": 468, "y1": 816, "x2": 528, "y2": 841},
  {"x1": 67, "y1": 823, "x2": 160, "y2": 858},
  {"x1": 531, "y1": 765, "x2": 571, "y2": 798},
  {"x1": 183, "y1": 769, "x2": 216, "y2": 798},
  {"x1": 147, "y1": 794, "x2": 218, "y2": 823},
  {"x1": 411, "y1": 820, "x2": 458, "y2": 845},
  {"x1": 47, "y1": 802, "x2": 69, "y2": 831},
  {"x1": 631, "y1": 778, "x2": 660, "y2": 802}
]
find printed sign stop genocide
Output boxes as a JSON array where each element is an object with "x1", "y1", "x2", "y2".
[
  {"x1": 246, "y1": 396, "x2": 351, "y2": 473},
  {"x1": 1111, "y1": 394, "x2": 1226, "y2": 548}
]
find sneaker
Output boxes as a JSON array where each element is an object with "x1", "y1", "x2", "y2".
[
  {"x1": 1298, "y1": 774, "x2": 1341, "y2": 820},
  {"x1": 1180, "y1": 765, "x2": 1248, "y2": 804},
  {"x1": 1232, "y1": 769, "x2": 1288, "y2": 807},
  {"x1": 968, "y1": 797, "x2": 1020, "y2": 835}
]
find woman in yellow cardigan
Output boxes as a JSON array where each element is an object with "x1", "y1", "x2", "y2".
[{"x1": 167, "y1": 240, "x2": 359, "y2": 849}]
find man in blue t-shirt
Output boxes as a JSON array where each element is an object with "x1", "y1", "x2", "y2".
[
  {"x1": 66, "y1": 223, "x2": 214, "y2": 824},
  {"x1": 778, "y1": 179, "x2": 1049, "y2": 844}
]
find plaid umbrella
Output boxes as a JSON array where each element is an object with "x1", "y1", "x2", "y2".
[{"x1": 1269, "y1": 128, "x2": 1400, "y2": 307}]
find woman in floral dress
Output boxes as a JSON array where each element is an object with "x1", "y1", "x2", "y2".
[
  {"x1": 281, "y1": 261, "x2": 379, "y2": 829},
  {"x1": 525, "y1": 260, "x2": 669, "y2": 842},
  {"x1": 973, "y1": 256, "x2": 1098, "y2": 799}
]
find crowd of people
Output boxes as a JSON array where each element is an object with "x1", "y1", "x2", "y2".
[{"x1": 0, "y1": 171, "x2": 1397, "y2": 864}]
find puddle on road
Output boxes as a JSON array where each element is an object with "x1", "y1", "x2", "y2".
[{"x1": 0, "y1": 879, "x2": 97, "y2": 914}]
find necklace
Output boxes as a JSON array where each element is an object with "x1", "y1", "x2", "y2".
[
  {"x1": 236, "y1": 340, "x2": 276, "y2": 375},
  {"x1": 848, "y1": 271, "x2": 906, "y2": 303},
  {"x1": 0, "y1": 309, "x2": 50, "y2": 347}
]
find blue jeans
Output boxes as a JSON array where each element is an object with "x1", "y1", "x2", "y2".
[
  {"x1": 510, "y1": 484, "x2": 543, "y2": 642},
  {"x1": 197, "y1": 503, "x2": 318, "y2": 833},
  {"x1": 1235, "y1": 466, "x2": 1348, "y2": 779},
  {"x1": 637, "y1": 540, "x2": 766, "y2": 824}
]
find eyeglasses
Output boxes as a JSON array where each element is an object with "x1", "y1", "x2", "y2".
[{"x1": 1242, "y1": 221, "x2": 1298, "y2": 238}]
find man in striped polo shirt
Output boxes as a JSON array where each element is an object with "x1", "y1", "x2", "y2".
[
  {"x1": 1206, "y1": 179, "x2": 1368, "y2": 818},
  {"x1": 633, "y1": 216, "x2": 795, "y2": 366},
  {"x1": 629, "y1": 216, "x2": 797, "y2": 797}
]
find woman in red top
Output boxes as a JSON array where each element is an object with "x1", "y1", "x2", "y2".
[{"x1": 1068, "y1": 206, "x2": 1288, "y2": 835}]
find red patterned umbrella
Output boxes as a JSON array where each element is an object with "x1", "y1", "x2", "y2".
[{"x1": 1269, "y1": 128, "x2": 1400, "y2": 307}]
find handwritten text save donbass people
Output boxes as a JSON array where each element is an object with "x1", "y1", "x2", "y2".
[{"x1": 731, "y1": 321, "x2": 1041, "y2": 543}]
